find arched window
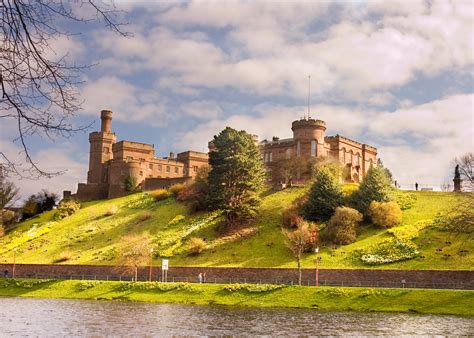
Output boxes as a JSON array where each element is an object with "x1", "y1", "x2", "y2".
[
  {"x1": 269, "y1": 152, "x2": 273, "y2": 162},
  {"x1": 286, "y1": 148, "x2": 292, "y2": 159},
  {"x1": 311, "y1": 140, "x2": 317, "y2": 157},
  {"x1": 356, "y1": 153, "x2": 360, "y2": 166},
  {"x1": 264, "y1": 153, "x2": 268, "y2": 163},
  {"x1": 296, "y1": 141, "x2": 301, "y2": 157}
]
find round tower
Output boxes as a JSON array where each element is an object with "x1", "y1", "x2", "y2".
[
  {"x1": 101, "y1": 110, "x2": 113, "y2": 133},
  {"x1": 291, "y1": 118, "x2": 326, "y2": 158}
]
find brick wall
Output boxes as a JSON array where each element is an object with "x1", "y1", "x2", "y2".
[{"x1": 1, "y1": 264, "x2": 472, "y2": 289}]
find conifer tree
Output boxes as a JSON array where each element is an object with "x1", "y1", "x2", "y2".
[
  {"x1": 304, "y1": 167, "x2": 344, "y2": 221},
  {"x1": 208, "y1": 127, "x2": 266, "y2": 227},
  {"x1": 350, "y1": 165, "x2": 393, "y2": 216}
]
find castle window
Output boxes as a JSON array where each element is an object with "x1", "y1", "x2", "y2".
[
  {"x1": 174, "y1": 167, "x2": 179, "y2": 174},
  {"x1": 269, "y1": 152, "x2": 273, "y2": 162},
  {"x1": 311, "y1": 140, "x2": 317, "y2": 157},
  {"x1": 193, "y1": 166, "x2": 198, "y2": 172},
  {"x1": 264, "y1": 153, "x2": 268, "y2": 163},
  {"x1": 286, "y1": 148, "x2": 292, "y2": 159},
  {"x1": 103, "y1": 147, "x2": 109, "y2": 154},
  {"x1": 127, "y1": 156, "x2": 133, "y2": 162},
  {"x1": 158, "y1": 164, "x2": 162, "y2": 171},
  {"x1": 149, "y1": 163, "x2": 153, "y2": 170},
  {"x1": 296, "y1": 141, "x2": 301, "y2": 157},
  {"x1": 356, "y1": 154, "x2": 360, "y2": 166},
  {"x1": 166, "y1": 165, "x2": 170, "y2": 173},
  {"x1": 139, "y1": 158, "x2": 145, "y2": 163},
  {"x1": 139, "y1": 171, "x2": 143, "y2": 176}
]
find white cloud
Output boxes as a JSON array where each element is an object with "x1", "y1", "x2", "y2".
[{"x1": 180, "y1": 100, "x2": 222, "y2": 119}]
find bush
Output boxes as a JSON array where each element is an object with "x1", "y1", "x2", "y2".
[
  {"x1": 358, "y1": 240, "x2": 419, "y2": 265},
  {"x1": 1, "y1": 209, "x2": 16, "y2": 227},
  {"x1": 304, "y1": 167, "x2": 344, "y2": 222},
  {"x1": 368, "y1": 201, "x2": 403, "y2": 228},
  {"x1": 124, "y1": 175, "x2": 138, "y2": 192},
  {"x1": 349, "y1": 166, "x2": 393, "y2": 216},
  {"x1": 105, "y1": 205, "x2": 118, "y2": 216},
  {"x1": 55, "y1": 199, "x2": 80, "y2": 220},
  {"x1": 177, "y1": 167, "x2": 210, "y2": 212},
  {"x1": 168, "y1": 214, "x2": 185, "y2": 226},
  {"x1": 0, "y1": 225, "x2": 4, "y2": 238},
  {"x1": 187, "y1": 237, "x2": 206, "y2": 255},
  {"x1": 54, "y1": 251, "x2": 73, "y2": 263},
  {"x1": 149, "y1": 189, "x2": 171, "y2": 201},
  {"x1": 282, "y1": 195, "x2": 307, "y2": 228},
  {"x1": 324, "y1": 207, "x2": 362, "y2": 245},
  {"x1": 223, "y1": 283, "x2": 286, "y2": 293},
  {"x1": 169, "y1": 184, "x2": 185, "y2": 198}
]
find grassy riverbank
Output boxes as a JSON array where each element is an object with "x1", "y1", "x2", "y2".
[
  {"x1": 1, "y1": 189, "x2": 472, "y2": 270},
  {"x1": 1, "y1": 278, "x2": 472, "y2": 316}
]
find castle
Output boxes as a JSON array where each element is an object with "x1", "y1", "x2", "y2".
[
  {"x1": 259, "y1": 118, "x2": 377, "y2": 184},
  {"x1": 69, "y1": 110, "x2": 208, "y2": 201},
  {"x1": 69, "y1": 111, "x2": 377, "y2": 201}
]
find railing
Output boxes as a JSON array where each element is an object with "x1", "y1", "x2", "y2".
[{"x1": 3, "y1": 273, "x2": 472, "y2": 290}]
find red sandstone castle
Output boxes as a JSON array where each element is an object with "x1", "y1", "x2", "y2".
[
  {"x1": 259, "y1": 118, "x2": 377, "y2": 184},
  {"x1": 69, "y1": 111, "x2": 377, "y2": 201},
  {"x1": 70, "y1": 110, "x2": 208, "y2": 200}
]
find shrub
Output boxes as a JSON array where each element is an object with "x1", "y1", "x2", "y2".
[
  {"x1": 223, "y1": 283, "x2": 286, "y2": 293},
  {"x1": 149, "y1": 189, "x2": 170, "y2": 201},
  {"x1": 304, "y1": 167, "x2": 344, "y2": 222},
  {"x1": 105, "y1": 205, "x2": 118, "y2": 216},
  {"x1": 55, "y1": 199, "x2": 80, "y2": 220},
  {"x1": 187, "y1": 237, "x2": 206, "y2": 255},
  {"x1": 0, "y1": 225, "x2": 5, "y2": 238},
  {"x1": 76, "y1": 280, "x2": 102, "y2": 291},
  {"x1": 177, "y1": 167, "x2": 210, "y2": 212},
  {"x1": 349, "y1": 166, "x2": 393, "y2": 216},
  {"x1": 54, "y1": 251, "x2": 73, "y2": 263},
  {"x1": 124, "y1": 175, "x2": 138, "y2": 192},
  {"x1": 169, "y1": 183, "x2": 185, "y2": 198},
  {"x1": 282, "y1": 195, "x2": 307, "y2": 228},
  {"x1": 324, "y1": 207, "x2": 362, "y2": 245},
  {"x1": 368, "y1": 201, "x2": 402, "y2": 228},
  {"x1": 137, "y1": 211, "x2": 153, "y2": 222}
]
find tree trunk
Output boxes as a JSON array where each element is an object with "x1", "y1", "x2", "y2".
[
  {"x1": 297, "y1": 257, "x2": 301, "y2": 285},
  {"x1": 134, "y1": 267, "x2": 138, "y2": 282}
]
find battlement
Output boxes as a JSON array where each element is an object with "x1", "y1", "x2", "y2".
[{"x1": 291, "y1": 118, "x2": 326, "y2": 131}]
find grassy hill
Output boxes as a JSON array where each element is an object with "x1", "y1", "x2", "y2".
[{"x1": 0, "y1": 188, "x2": 472, "y2": 270}]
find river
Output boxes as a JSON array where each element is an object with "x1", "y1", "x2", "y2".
[{"x1": 0, "y1": 297, "x2": 472, "y2": 336}]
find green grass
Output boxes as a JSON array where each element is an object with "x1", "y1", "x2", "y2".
[
  {"x1": 0, "y1": 278, "x2": 472, "y2": 316},
  {"x1": 0, "y1": 188, "x2": 472, "y2": 270}
]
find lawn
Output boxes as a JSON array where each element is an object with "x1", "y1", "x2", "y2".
[
  {"x1": 0, "y1": 188, "x2": 472, "y2": 270},
  {"x1": 0, "y1": 278, "x2": 472, "y2": 316}
]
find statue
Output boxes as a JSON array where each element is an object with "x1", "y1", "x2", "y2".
[{"x1": 453, "y1": 164, "x2": 462, "y2": 192}]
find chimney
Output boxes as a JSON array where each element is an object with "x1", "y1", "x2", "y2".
[
  {"x1": 100, "y1": 110, "x2": 113, "y2": 133},
  {"x1": 169, "y1": 152, "x2": 175, "y2": 159}
]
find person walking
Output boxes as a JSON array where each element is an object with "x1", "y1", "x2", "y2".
[
  {"x1": 198, "y1": 273, "x2": 203, "y2": 284},
  {"x1": 415, "y1": 182, "x2": 419, "y2": 191}
]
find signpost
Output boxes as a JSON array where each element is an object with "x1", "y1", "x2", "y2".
[{"x1": 162, "y1": 259, "x2": 169, "y2": 282}]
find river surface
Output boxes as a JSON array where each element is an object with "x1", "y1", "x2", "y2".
[{"x1": 0, "y1": 297, "x2": 472, "y2": 336}]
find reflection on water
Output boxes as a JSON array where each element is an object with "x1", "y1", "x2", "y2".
[{"x1": 0, "y1": 297, "x2": 472, "y2": 336}]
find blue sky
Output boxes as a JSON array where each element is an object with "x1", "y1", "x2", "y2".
[{"x1": 2, "y1": 0, "x2": 473, "y2": 199}]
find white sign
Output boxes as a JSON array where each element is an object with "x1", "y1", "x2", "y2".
[{"x1": 162, "y1": 259, "x2": 169, "y2": 271}]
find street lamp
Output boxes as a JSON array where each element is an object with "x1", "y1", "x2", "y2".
[
  {"x1": 12, "y1": 248, "x2": 17, "y2": 278},
  {"x1": 315, "y1": 246, "x2": 319, "y2": 287},
  {"x1": 149, "y1": 248, "x2": 154, "y2": 282}
]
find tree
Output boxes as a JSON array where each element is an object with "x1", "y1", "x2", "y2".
[
  {"x1": 21, "y1": 189, "x2": 58, "y2": 219},
  {"x1": 453, "y1": 152, "x2": 474, "y2": 191},
  {"x1": 304, "y1": 167, "x2": 344, "y2": 222},
  {"x1": 275, "y1": 156, "x2": 308, "y2": 185},
  {"x1": 116, "y1": 234, "x2": 152, "y2": 282},
  {"x1": 323, "y1": 207, "x2": 362, "y2": 245},
  {"x1": 377, "y1": 158, "x2": 393, "y2": 182},
  {"x1": 284, "y1": 222, "x2": 312, "y2": 285},
  {"x1": 1, "y1": 1, "x2": 128, "y2": 178},
  {"x1": 436, "y1": 194, "x2": 474, "y2": 238},
  {"x1": 177, "y1": 166, "x2": 210, "y2": 212},
  {"x1": 349, "y1": 165, "x2": 392, "y2": 216},
  {"x1": 124, "y1": 175, "x2": 138, "y2": 192},
  {"x1": 208, "y1": 127, "x2": 266, "y2": 227},
  {"x1": 0, "y1": 178, "x2": 19, "y2": 209}
]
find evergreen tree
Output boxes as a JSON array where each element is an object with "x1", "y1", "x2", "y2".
[
  {"x1": 304, "y1": 167, "x2": 344, "y2": 221},
  {"x1": 350, "y1": 165, "x2": 393, "y2": 216},
  {"x1": 208, "y1": 127, "x2": 266, "y2": 227}
]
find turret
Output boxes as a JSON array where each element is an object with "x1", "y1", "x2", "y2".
[
  {"x1": 291, "y1": 118, "x2": 326, "y2": 158},
  {"x1": 101, "y1": 110, "x2": 113, "y2": 133}
]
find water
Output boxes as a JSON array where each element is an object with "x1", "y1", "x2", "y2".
[{"x1": 0, "y1": 297, "x2": 472, "y2": 336}]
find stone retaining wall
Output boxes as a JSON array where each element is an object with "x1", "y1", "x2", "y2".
[{"x1": 1, "y1": 264, "x2": 472, "y2": 289}]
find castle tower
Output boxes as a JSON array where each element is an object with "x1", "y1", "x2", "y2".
[
  {"x1": 291, "y1": 118, "x2": 327, "y2": 159},
  {"x1": 87, "y1": 110, "x2": 117, "y2": 184}
]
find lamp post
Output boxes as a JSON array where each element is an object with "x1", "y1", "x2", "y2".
[
  {"x1": 148, "y1": 248, "x2": 154, "y2": 282},
  {"x1": 315, "y1": 246, "x2": 319, "y2": 287},
  {"x1": 12, "y1": 248, "x2": 17, "y2": 278}
]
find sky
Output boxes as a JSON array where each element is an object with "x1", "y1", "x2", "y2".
[{"x1": 2, "y1": 0, "x2": 473, "y2": 201}]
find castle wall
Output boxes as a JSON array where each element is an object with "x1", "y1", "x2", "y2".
[
  {"x1": 75, "y1": 183, "x2": 109, "y2": 201},
  {"x1": 143, "y1": 177, "x2": 192, "y2": 190}
]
